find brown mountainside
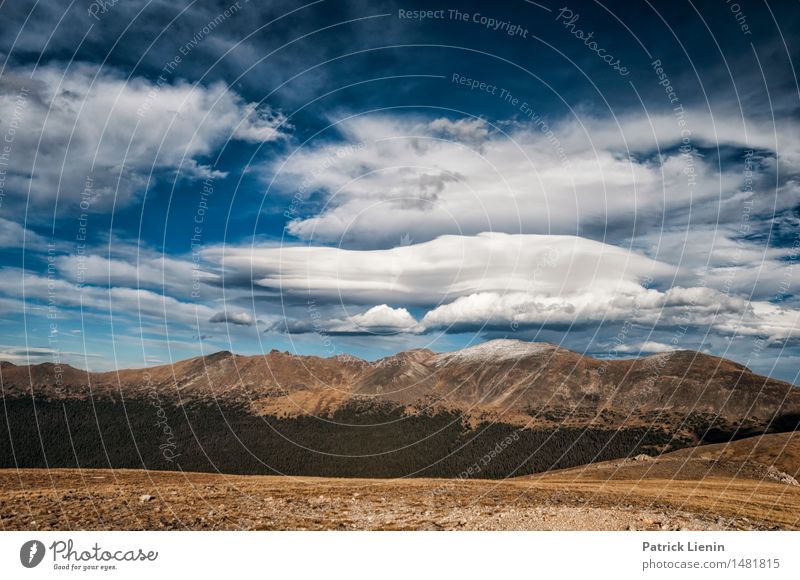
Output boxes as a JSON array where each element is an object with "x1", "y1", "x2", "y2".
[{"x1": 2, "y1": 339, "x2": 798, "y2": 429}]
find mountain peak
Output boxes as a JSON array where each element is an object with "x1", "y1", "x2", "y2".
[{"x1": 431, "y1": 339, "x2": 558, "y2": 365}]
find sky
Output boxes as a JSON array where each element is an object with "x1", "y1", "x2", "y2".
[{"x1": 0, "y1": 0, "x2": 798, "y2": 383}]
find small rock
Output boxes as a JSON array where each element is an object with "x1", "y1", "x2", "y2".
[
  {"x1": 420, "y1": 522, "x2": 443, "y2": 531},
  {"x1": 139, "y1": 494, "x2": 154, "y2": 503},
  {"x1": 766, "y1": 466, "x2": 799, "y2": 486}
]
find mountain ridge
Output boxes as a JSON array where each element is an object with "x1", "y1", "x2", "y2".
[
  {"x1": 2, "y1": 339, "x2": 797, "y2": 429},
  {"x1": 2, "y1": 338, "x2": 798, "y2": 479}
]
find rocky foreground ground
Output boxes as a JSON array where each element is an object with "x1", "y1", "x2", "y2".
[{"x1": 1, "y1": 467, "x2": 799, "y2": 531}]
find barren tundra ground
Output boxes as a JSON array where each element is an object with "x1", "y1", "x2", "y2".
[
  {"x1": 2, "y1": 466, "x2": 799, "y2": 531},
  {"x1": 2, "y1": 349, "x2": 799, "y2": 530}
]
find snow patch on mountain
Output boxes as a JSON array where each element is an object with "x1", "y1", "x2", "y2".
[{"x1": 431, "y1": 339, "x2": 558, "y2": 365}]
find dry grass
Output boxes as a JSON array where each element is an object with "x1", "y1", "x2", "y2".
[{"x1": 1, "y1": 467, "x2": 798, "y2": 531}]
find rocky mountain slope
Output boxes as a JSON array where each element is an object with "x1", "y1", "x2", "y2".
[
  {"x1": 529, "y1": 431, "x2": 800, "y2": 486},
  {"x1": 2, "y1": 339, "x2": 798, "y2": 428},
  {"x1": 1, "y1": 340, "x2": 798, "y2": 478}
]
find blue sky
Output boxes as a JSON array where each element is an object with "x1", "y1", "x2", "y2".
[{"x1": 0, "y1": 0, "x2": 798, "y2": 382}]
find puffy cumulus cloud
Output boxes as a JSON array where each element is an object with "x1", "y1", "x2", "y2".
[
  {"x1": 270, "y1": 112, "x2": 800, "y2": 249},
  {"x1": 206, "y1": 232, "x2": 674, "y2": 306},
  {"x1": 343, "y1": 305, "x2": 420, "y2": 334},
  {"x1": 272, "y1": 304, "x2": 420, "y2": 336},
  {"x1": 421, "y1": 285, "x2": 800, "y2": 342},
  {"x1": 209, "y1": 311, "x2": 256, "y2": 326},
  {"x1": 419, "y1": 288, "x2": 655, "y2": 330},
  {"x1": 428, "y1": 117, "x2": 491, "y2": 146},
  {"x1": 205, "y1": 231, "x2": 800, "y2": 342},
  {"x1": 0, "y1": 63, "x2": 288, "y2": 213},
  {"x1": 233, "y1": 102, "x2": 290, "y2": 142}
]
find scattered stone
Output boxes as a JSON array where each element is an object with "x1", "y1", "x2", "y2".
[
  {"x1": 765, "y1": 466, "x2": 799, "y2": 486},
  {"x1": 420, "y1": 521, "x2": 443, "y2": 531},
  {"x1": 139, "y1": 494, "x2": 154, "y2": 503}
]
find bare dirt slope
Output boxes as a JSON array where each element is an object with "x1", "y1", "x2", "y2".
[
  {"x1": 1, "y1": 467, "x2": 798, "y2": 531},
  {"x1": 528, "y1": 432, "x2": 800, "y2": 484},
  {"x1": 3, "y1": 340, "x2": 798, "y2": 427},
  {"x1": 667, "y1": 431, "x2": 800, "y2": 477}
]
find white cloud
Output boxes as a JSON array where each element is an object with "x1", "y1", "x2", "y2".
[
  {"x1": 232, "y1": 102, "x2": 290, "y2": 142},
  {"x1": 346, "y1": 304, "x2": 420, "y2": 333},
  {"x1": 209, "y1": 311, "x2": 256, "y2": 326},
  {"x1": 0, "y1": 63, "x2": 288, "y2": 212},
  {"x1": 0, "y1": 218, "x2": 49, "y2": 249},
  {"x1": 613, "y1": 341, "x2": 677, "y2": 354},
  {"x1": 420, "y1": 285, "x2": 800, "y2": 342},
  {"x1": 208, "y1": 232, "x2": 673, "y2": 305},
  {"x1": 0, "y1": 346, "x2": 103, "y2": 365},
  {"x1": 58, "y1": 251, "x2": 219, "y2": 299},
  {"x1": 272, "y1": 304, "x2": 420, "y2": 336},
  {"x1": 205, "y1": 232, "x2": 800, "y2": 341},
  {"x1": 269, "y1": 112, "x2": 800, "y2": 249},
  {"x1": 427, "y1": 117, "x2": 491, "y2": 145},
  {"x1": 259, "y1": 111, "x2": 800, "y2": 345},
  {"x1": 0, "y1": 267, "x2": 215, "y2": 325}
]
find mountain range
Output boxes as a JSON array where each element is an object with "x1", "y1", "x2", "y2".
[{"x1": 1, "y1": 339, "x2": 798, "y2": 478}]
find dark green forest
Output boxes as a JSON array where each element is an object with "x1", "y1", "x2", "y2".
[{"x1": 0, "y1": 396, "x2": 774, "y2": 478}]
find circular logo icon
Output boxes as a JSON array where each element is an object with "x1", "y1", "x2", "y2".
[{"x1": 20, "y1": 540, "x2": 46, "y2": 568}]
